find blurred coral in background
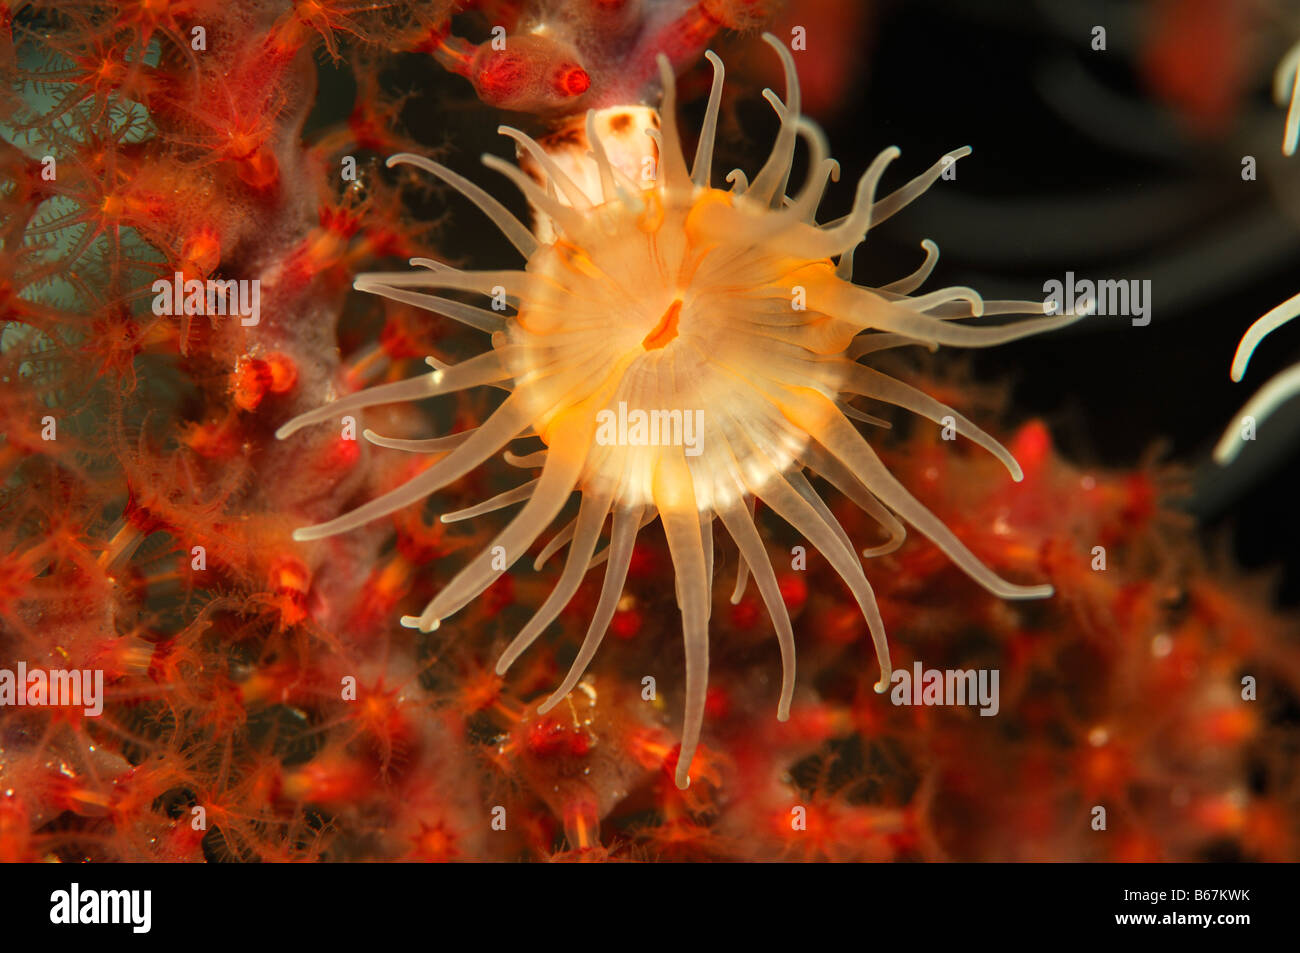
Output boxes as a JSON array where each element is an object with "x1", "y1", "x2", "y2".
[{"x1": 0, "y1": 0, "x2": 1296, "y2": 862}]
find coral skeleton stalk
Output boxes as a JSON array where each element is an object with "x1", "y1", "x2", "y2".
[{"x1": 277, "y1": 34, "x2": 1072, "y2": 788}]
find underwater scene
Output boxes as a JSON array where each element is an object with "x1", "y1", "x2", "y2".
[{"x1": 1, "y1": 0, "x2": 1298, "y2": 878}]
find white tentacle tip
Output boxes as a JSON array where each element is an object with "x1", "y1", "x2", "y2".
[
  {"x1": 1212, "y1": 435, "x2": 1243, "y2": 466},
  {"x1": 401, "y1": 615, "x2": 440, "y2": 633},
  {"x1": 1018, "y1": 584, "x2": 1054, "y2": 599}
]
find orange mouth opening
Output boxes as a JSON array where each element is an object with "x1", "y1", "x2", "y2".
[{"x1": 642, "y1": 298, "x2": 683, "y2": 350}]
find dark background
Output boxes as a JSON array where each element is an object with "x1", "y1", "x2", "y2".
[
  {"x1": 834, "y1": 0, "x2": 1300, "y2": 606},
  {"x1": 313, "y1": 0, "x2": 1300, "y2": 606}
]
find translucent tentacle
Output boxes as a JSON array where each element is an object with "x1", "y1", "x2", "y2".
[
  {"x1": 829, "y1": 282, "x2": 1080, "y2": 346},
  {"x1": 753, "y1": 468, "x2": 892, "y2": 694},
  {"x1": 441, "y1": 479, "x2": 537, "y2": 523},
  {"x1": 808, "y1": 397, "x2": 1053, "y2": 600},
  {"x1": 276, "y1": 351, "x2": 510, "y2": 440},
  {"x1": 837, "y1": 401, "x2": 892, "y2": 429},
  {"x1": 385, "y1": 153, "x2": 538, "y2": 258},
  {"x1": 495, "y1": 485, "x2": 614, "y2": 673},
  {"x1": 691, "y1": 51, "x2": 726, "y2": 188},
  {"x1": 787, "y1": 469, "x2": 857, "y2": 563},
  {"x1": 654, "y1": 452, "x2": 710, "y2": 790},
  {"x1": 1229, "y1": 290, "x2": 1300, "y2": 381},
  {"x1": 849, "y1": 333, "x2": 937, "y2": 358},
  {"x1": 352, "y1": 278, "x2": 505, "y2": 334},
  {"x1": 499, "y1": 125, "x2": 592, "y2": 209},
  {"x1": 585, "y1": 110, "x2": 623, "y2": 207},
  {"x1": 836, "y1": 241, "x2": 857, "y2": 280},
  {"x1": 842, "y1": 363, "x2": 1024, "y2": 480},
  {"x1": 537, "y1": 505, "x2": 644, "y2": 714},
  {"x1": 1214, "y1": 364, "x2": 1300, "y2": 464},
  {"x1": 353, "y1": 265, "x2": 531, "y2": 299},
  {"x1": 504, "y1": 449, "x2": 548, "y2": 468},
  {"x1": 533, "y1": 516, "x2": 575, "y2": 569},
  {"x1": 1278, "y1": 41, "x2": 1300, "y2": 156},
  {"x1": 292, "y1": 393, "x2": 532, "y2": 541},
  {"x1": 363, "y1": 428, "x2": 476, "y2": 454},
  {"x1": 748, "y1": 33, "x2": 801, "y2": 206},
  {"x1": 481, "y1": 154, "x2": 586, "y2": 237},
  {"x1": 701, "y1": 510, "x2": 714, "y2": 618},
  {"x1": 870, "y1": 147, "x2": 970, "y2": 226},
  {"x1": 654, "y1": 54, "x2": 691, "y2": 194},
  {"x1": 879, "y1": 240, "x2": 940, "y2": 295},
  {"x1": 402, "y1": 430, "x2": 587, "y2": 631},
  {"x1": 789, "y1": 119, "x2": 838, "y2": 222},
  {"x1": 718, "y1": 500, "x2": 796, "y2": 720},
  {"x1": 802, "y1": 147, "x2": 899, "y2": 258},
  {"x1": 801, "y1": 442, "x2": 907, "y2": 558}
]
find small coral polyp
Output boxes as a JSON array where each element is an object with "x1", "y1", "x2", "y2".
[{"x1": 278, "y1": 35, "x2": 1070, "y2": 787}]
